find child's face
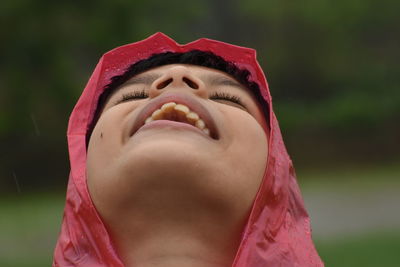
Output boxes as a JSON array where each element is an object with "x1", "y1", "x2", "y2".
[{"x1": 86, "y1": 64, "x2": 269, "y2": 232}]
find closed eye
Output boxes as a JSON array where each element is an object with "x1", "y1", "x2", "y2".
[
  {"x1": 209, "y1": 92, "x2": 246, "y2": 109},
  {"x1": 113, "y1": 90, "x2": 246, "y2": 109},
  {"x1": 115, "y1": 90, "x2": 149, "y2": 105}
]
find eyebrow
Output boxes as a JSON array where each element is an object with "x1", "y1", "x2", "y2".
[
  {"x1": 123, "y1": 73, "x2": 162, "y2": 86},
  {"x1": 205, "y1": 74, "x2": 245, "y2": 90}
]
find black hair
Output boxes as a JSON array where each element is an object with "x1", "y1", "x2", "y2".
[{"x1": 87, "y1": 50, "x2": 269, "y2": 143}]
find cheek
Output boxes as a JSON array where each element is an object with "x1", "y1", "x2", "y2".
[
  {"x1": 87, "y1": 103, "x2": 139, "y2": 161},
  {"x1": 88, "y1": 115, "x2": 121, "y2": 163},
  {"x1": 86, "y1": 107, "x2": 132, "y2": 201},
  {"x1": 219, "y1": 108, "x2": 269, "y2": 198},
  {"x1": 222, "y1": 106, "x2": 268, "y2": 149},
  {"x1": 230, "y1": 112, "x2": 268, "y2": 166}
]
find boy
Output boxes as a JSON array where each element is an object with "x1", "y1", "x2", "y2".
[{"x1": 53, "y1": 33, "x2": 323, "y2": 267}]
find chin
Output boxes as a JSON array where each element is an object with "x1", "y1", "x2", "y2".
[
  {"x1": 126, "y1": 134, "x2": 211, "y2": 157},
  {"x1": 130, "y1": 146, "x2": 208, "y2": 171}
]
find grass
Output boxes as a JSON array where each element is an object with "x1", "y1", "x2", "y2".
[
  {"x1": 0, "y1": 192, "x2": 64, "y2": 267},
  {"x1": 316, "y1": 231, "x2": 400, "y2": 267},
  {"x1": 297, "y1": 161, "x2": 400, "y2": 192}
]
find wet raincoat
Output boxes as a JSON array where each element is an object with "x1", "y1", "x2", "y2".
[{"x1": 53, "y1": 32, "x2": 323, "y2": 266}]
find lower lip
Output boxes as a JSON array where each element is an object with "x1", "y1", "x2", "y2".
[{"x1": 135, "y1": 120, "x2": 210, "y2": 137}]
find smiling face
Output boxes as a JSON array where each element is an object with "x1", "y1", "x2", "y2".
[{"x1": 86, "y1": 64, "x2": 269, "y2": 262}]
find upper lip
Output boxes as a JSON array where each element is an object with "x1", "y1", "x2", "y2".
[{"x1": 129, "y1": 92, "x2": 219, "y2": 139}]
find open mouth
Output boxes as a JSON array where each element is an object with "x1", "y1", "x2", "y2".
[
  {"x1": 143, "y1": 102, "x2": 211, "y2": 135},
  {"x1": 130, "y1": 94, "x2": 219, "y2": 140}
]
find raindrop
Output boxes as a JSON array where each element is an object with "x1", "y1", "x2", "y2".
[
  {"x1": 303, "y1": 218, "x2": 311, "y2": 235},
  {"x1": 30, "y1": 113, "x2": 40, "y2": 136},
  {"x1": 12, "y1": 171, "x2": 21, "y2": 193}
]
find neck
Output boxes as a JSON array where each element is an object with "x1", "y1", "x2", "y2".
[
  {"x1": 106, "y1": 173, "x2": 246, "y2": 267},
  {"x1": 117, "y1": 229, "x2": 237, "y2": 267}
]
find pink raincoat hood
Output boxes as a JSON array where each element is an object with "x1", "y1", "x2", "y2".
[{"x1": 53, "y1": 32, "x2": 323, "y2": 266}]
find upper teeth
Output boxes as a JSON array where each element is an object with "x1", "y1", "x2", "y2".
[{"x1": 144, "y1": 102, "x2": 210, "y2": 136}]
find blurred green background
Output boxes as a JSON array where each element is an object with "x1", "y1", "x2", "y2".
[{"x1": 1, "y1": 0, "x2": 399, "y2": 266}]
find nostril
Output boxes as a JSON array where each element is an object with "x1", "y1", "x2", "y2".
[
  {"x1": 156, "y1": 78, "x2": 173, "y2": 89},
  {"x1": 183, "y1": 77, "x2": 199, "y2": 89}
]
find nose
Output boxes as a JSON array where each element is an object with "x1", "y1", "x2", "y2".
[{"x1": 149, "y1": 65, "x2": 207, "y2": 98}]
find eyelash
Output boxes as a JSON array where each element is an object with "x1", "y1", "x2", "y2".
[
  {"x1": 209, "y1": 92, "x2": 245, "y2": 107},
  {"x1": 116, "y1": 90, "x2": 149, "y2": 104},
  {"x1": 115, "y1": 90, "x2": 244, "y2": 107}
]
